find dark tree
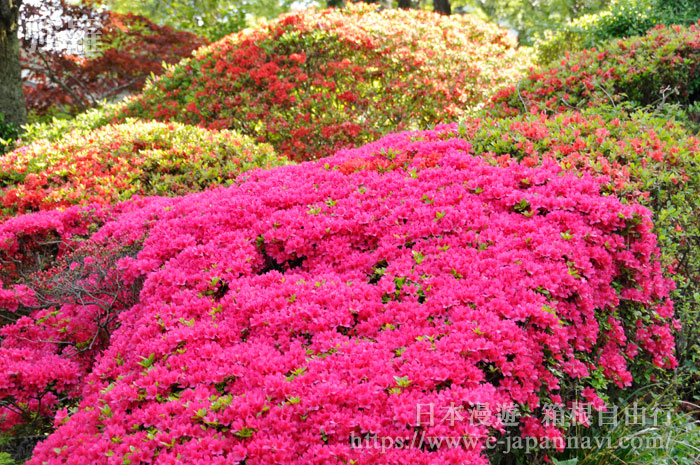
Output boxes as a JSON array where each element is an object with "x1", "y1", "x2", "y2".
[
  {"x1": 398, "y1": 0, "x2": 412, "y2": 8},
  {"x1": 433, "y1": 0, "x2": 451, "y2": 15},
  {"x1": 0, "y1": 0, "x2": 26, "y2": 126}
]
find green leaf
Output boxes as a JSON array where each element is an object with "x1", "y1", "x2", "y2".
[
  {"x1": 138, "y1": 353, "x2": 156, "y2": 369},
  {"x1": 393, "y1": 375, "x2": 411, "y2": 388},
  {"x1": 234, "y1": 427, "x2": 256, "y2": 438}
]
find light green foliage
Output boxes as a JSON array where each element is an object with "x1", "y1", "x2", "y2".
[
  {"x1": 104, "y1": 0, "x2": 304, "y2": 40},
  {"x1": 453, "y1": 0, "x2": 610, "y2": 44},
  {"x1": 18, "y1": 101, "x2": 121, "y2": 148}
]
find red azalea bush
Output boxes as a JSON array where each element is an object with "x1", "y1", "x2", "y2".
[
  {"x1": 488, "y1": 22, "x2": 700, "y2": 118},
  {"x1": 21, "y1": 0, "x2": 207, "y2": 115},
  {"x1": 456, "y1": 110, "x2": 700, "y2": 200},
  {"x1": 0, "y1": 129, "x2": 676, "y2": 463},
  {"x1": 113, "y1": 4, "x2": 530, "y2": 161},
  {"x1": 0, "y1": 120, "x2": 285, "y2": 218}
]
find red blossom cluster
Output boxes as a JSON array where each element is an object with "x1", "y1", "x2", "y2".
[
  {"x1": 454, "y1": 111, "x2": 699, "y2": 197},
  {"x1": 0, "y1": 129, "x2": 676, "y2": 464},
  {"x1": 488, "y1": 22, "x2": 700, "y2": 117},
  {"x1": 114, "y1": 4, "x2": 529, "y2": 161}
]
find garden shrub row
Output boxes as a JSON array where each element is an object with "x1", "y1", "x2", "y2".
[
  {"x1": 0, "y1": 120, "x2": 285, "y2": 218},
  {"x1": 0, "y1": 130, "x2": 675, "y2": 464},
  {"x1": 112, "y1": 4, "x2": 530, "y2": 161}
]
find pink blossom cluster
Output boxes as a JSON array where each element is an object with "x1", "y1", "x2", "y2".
[{"x1": 0, "y1": 129, "x2": 676, "y2": 464}]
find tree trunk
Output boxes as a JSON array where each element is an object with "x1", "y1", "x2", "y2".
[
  {"x1": 398, "y1": 0, "x2": 412, "y2": 8},
  {"x1": 433, "y1": 0, "x2": 451, "y2": 15},
  {"x1": 0, "y1": 0, "x2": 27, "y2": 128}
]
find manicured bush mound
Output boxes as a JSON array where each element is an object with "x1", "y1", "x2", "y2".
[
  {"x1": 0, "y1": 120, "x2": 285, "y2": 217},
  {"x1": 0, "y1": 130, "x2": 676, "y2": 464},
  {"x1": 114, "y1": 4, "x2": 530, "y2": 161},
  {"x1": 18, "y1": 101, "x2": 124, "y2": 148},
  {"x1": 489, "y1": 22, "x2": 700, "y2": 118}
]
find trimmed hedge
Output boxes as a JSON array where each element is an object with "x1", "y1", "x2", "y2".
[
  {"x1": 0, "y1": 120, "x2": 286, "y2": 218},
  {"x1": 113, "y1": 4, "x2": 530, "y2": 161}
]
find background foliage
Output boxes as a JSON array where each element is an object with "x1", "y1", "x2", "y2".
[
  {"x1": 453, "y1": 0, "x2": 610, "y2": 44},
  {"x1": 0, "y1": 115, "x2": 20, "y2": 156},
  {"x1": 102, "y1": 0, "x2": 301, "y2": 41}
]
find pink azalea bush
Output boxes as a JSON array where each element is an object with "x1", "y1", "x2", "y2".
[{"x1": 0, "y1": 129, "x2": 676, "y2": 464}]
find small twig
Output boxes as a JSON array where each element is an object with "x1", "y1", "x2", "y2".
[
  {"x1": 33, "y1": 48, "x2": 88, "y2": 111},
  {"x1": 560, "y1": 96, "x2": 580, "y2": 110},
  {"x1": 515, "y1": 79, "x2": 529, "y2": 112},
  {"x1": 650, "y1": 85, "x2": 677, "y2": 112},
  {"x1": 595, "y1": 80, "x2": 616, "y2": 108},
  {"x1": 100, "y1": 77, "x2": 139, "y2": 100},
  {"x1": 18, "y1": 337, "x2": 73, "y2": 345}
]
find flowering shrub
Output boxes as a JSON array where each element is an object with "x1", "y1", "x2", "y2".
[
  {"x1": 0, "y1": 120, "x2": 285, "y2": 218},
  {"x1": 0, "y1": 202, "x2": 143, "y2": 436},
  {"x1": 455, "y1": 110, "x2": 700, "y2": 399},
  {"x1": 536, "y1": 0, "x2": 700, "y2": 63},
  {"x1": 114, "y1": 4, "x2": 530, "y2": 161},
  {"x1": 489, "y1": 22, "x2": 700, "y2": 118},
  {"x1": 0, "y1": 130, "x2": 676, "y2": 463}
]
